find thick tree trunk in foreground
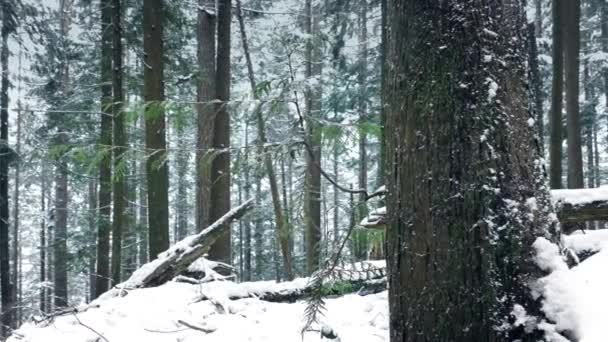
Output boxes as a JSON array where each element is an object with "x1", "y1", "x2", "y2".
[
  {"x1": 143, "y1": 0, "x2": 170, "y2": 260},
  {"x1": 111, "y1": 0, "x2": 126, "y2": 285},
  {"x1": 550, "y1": 0, "x2": 564, "y2": 189},
  {"x1": 95, "y1": 0, "x2": 113, "y2": 298},
  {"x1": 385, "y1": 1, "x2": 556, "y2": 340}
]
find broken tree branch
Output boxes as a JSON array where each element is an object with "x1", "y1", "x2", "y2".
[{"x1": 120, "y1": 199, "x2": 254, "y2": 289}]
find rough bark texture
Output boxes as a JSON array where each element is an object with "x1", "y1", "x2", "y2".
[
  {"x1": 385, "y1": 1, "x2": 556, "y2": 340},
  {"x1": 236, "y1": 0, "x2": 293, "y2": 280},
  {"x1": 0, "y1": 0, "x2": 12, "y2": 332},
  {"x1": 528, "y1": 24, "x2": 544, "y2": 153},
  {"x1": 196, "y1": 3, "x2": 216, "y2": 234},
  {"x1": 550, "y1": 0, "x2": 564, "y2": 189},
  {"x1": 95, "y1": 0, "x2": 113, "y2": 298},
  {"x1": 111, "y1": 0, "x2": 126, "y2": 285},
  {"x1": 305, "y1": 0, "x2": 322, "y2": 275},
  {"x1": 208, "y1": 0, "x2": 232, "y2": 264},
  {"x1": 564, "y1": 0, "x2": 583, "y2": 189},
  {"x1": 143, "y1": 0, "x2": 170, "y2": 260}
]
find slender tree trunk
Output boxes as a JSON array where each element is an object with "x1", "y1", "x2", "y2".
[
  {"x1": 236, "y1": 0, "x2": 293, "y2": 279},
  {"x1": 208, "y1": 0, "x2": 232, "y2": 263},
  {"x1": 602, "y1": 0, "x2": 608, "y2": 180},
  {"x1": 87, "y1": 180, "x2": 97, "y2": 302},
  {"x1": 565, "y1": 0, "x2": 583, "y2": 189},
  {"x1": 176, "y1": 136, "x2": 188, "y2": 241},
  {"x1": 137, "y1": 115, "x2": 148, "y2": 265},
  {"x1": 583, "y1": 32, "x2": 595, "y2": 189},
  {"x1": 53, "y1": 162, "x2": 69, "y2": 308},
  {"x1": 243, "y1": 118, "x2": 251, "y2": 281},
  {"x1": 39, "y1": 169, "x2": 46, "y2": 313},
  {"x1": 385, "y1": 0, "x2": 557, "y2": 340},
  {"x1": 254, "y1": 175, "x2": 263, "y2": 279},
  {"x1": 143, "y1": 0, "x2": 170, "y2": 259},
  {"x1": 332, "y1": 130, "x2": 339, "y2": 249},
  {"x1": 111, "y1": 0, "x2": 126, "y2": 285},
  {"x1": 355, "y1": 0, "x2": 369, "y2": 261},
  {"x1": 11, "y1": 85, "x2": 21, "y2": 329},
  {"x1": 550, "y1": 0, "x2": 564, "y2": 189},
  {"x1": 304, "y1": 0, "x2": 322, "y2": 275},
  {"x1": 53, "y1": 0, "x2": 73, "y2": 309},
  {"x1": 0, "y1": 1, "x2": 12, "y2": 330},
  {"x1": 95, "y1": 0, "x2": 112, "y2": 298}
]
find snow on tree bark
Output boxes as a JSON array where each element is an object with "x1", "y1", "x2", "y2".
[{"x1": 384, "y1": 1, "x2": 558, "y2": 340}]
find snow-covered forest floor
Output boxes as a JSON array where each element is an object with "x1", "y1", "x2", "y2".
[
  {"x1": 9, "y1": 275, "x2": 388, "y2": 342},
  {"x1": 8, "y1": 231, "x2": 608, "y2": 342}
]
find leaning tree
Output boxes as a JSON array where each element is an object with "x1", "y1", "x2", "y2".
[{"x1": 385, "y1": 0, "x2": 558, "y2": 340}]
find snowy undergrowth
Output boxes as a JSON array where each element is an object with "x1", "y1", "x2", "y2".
[
  {"x1": 10, "y1": 277, "x2": 388, "y2": 342},
  {"x1": 534, "y1": 231, "x2": 608, "y2": 342}
]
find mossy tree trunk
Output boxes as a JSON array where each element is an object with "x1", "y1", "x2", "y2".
[{"x1": 385, "y1": 0, "x2": 557, "y2": 340}]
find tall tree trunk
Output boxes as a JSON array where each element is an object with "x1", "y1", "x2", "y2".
[
  {"x1": 87, "y1": 180, "x2": 97, "y2": 302},
  {"x1": 385, "y1": 0, "x2": 557, "y2": 340},
  {"x1": 196, "y1": 2, "x2": 216, "y2": 233},
  {"x1": 143, "y1": 0, "x2": 170, "y2": 259},
  {"x1": 550, "y1": 0, "x2": 564, "y2": 189},
  {"x1": 254, "y1": 175, "x2": 263, "y2": 279},
  {"x1": 39, "y1": 168, "x2": 46, "y2": 313},
  {"x1": 583, "y1": 29, "x2": 595, "y2": 189},
  {"x1": 208, "y1": 0, "x2": 232, "y2": 263},
  {"x1": 95, "y1": 0, "x2": 113, "y2": 298},
  {"x1": 111, "y1": 0, "x2": 126, "y2": 285},
  {"x1": 355, "y1": 0, "x2": 369, "y2": 261},
  {"x1": 11, "y1": 77, "x2": 21, "y2": 328},
  {"x1": 243, "y1": 118, "x2": 251, "y2": 281},
  {"x1": 332, "y1": 131, "x2": 339, "y2": 249},
  {"x1": 53, "y1": 161, "x2": 69, "y2": 308},
  {"x1": 602, "y1": 0, "x2": 608, "y2": 177},
  {"x1": 53, "y1": 0, "x2": 73, "y2": 309},
  {"x1": 304, "y1": 0, "x2": 322, "y2": 275},
  {"x1": 564, "y1": 0, "x2": 583, "y2": 189},
  {"x1": 235, "y1": 0, "x2": 293, "y2": 280},
  {"x1": 137, "y1": 115, "x2": 148, "y2": 265},
  {"x1": 176, "y1": 136, "x2": 188, "y2": 241},
  {"x1": 0, "y1": 1, "x2": 12, "y2": 331}
]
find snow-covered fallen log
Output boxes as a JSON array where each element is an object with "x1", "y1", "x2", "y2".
[
  {"x1": 361, "y1": 187, "x2": 608, "y2": 228},
  {"x1": 552, "y1": 187, "x2": 608, "y2": 223},
  {"x1": 116, "y1": 199, "x2": 254, "y2": 290},
  {"x1": 194, "y1": 262, "x2": 387, "y2": 304}
]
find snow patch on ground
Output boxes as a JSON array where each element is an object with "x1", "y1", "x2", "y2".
[
  {"x1": 535, "y1": 235, "x2": 608, "y2": 342},
  {"x1": 10, "y1": 281, "x2": 388, "y2": 342}
]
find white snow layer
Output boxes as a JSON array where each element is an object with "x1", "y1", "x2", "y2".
[
  {"x1": 551, "y1": 186, "x2": 608, "y2": 206},
  {"x1": 534, "y1": 234, "x2": 608, "y2": 342},
  {"x1": 11, "y1": 278, "x2": 388, "y2": 342}
]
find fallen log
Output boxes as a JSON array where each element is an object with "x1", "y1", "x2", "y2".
[
  {"x1": 120, "y1": 199, "x2": 254, "y2": 289},
  {"x1": 551, "y1": 188, "x2": 608, "y2": 223},
  {"x1": 361, "y1": 187, "x2": 608, "y2": 228},
  {"x1": 193, "y1": 261, "x2": 387, "y2": 304}
]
